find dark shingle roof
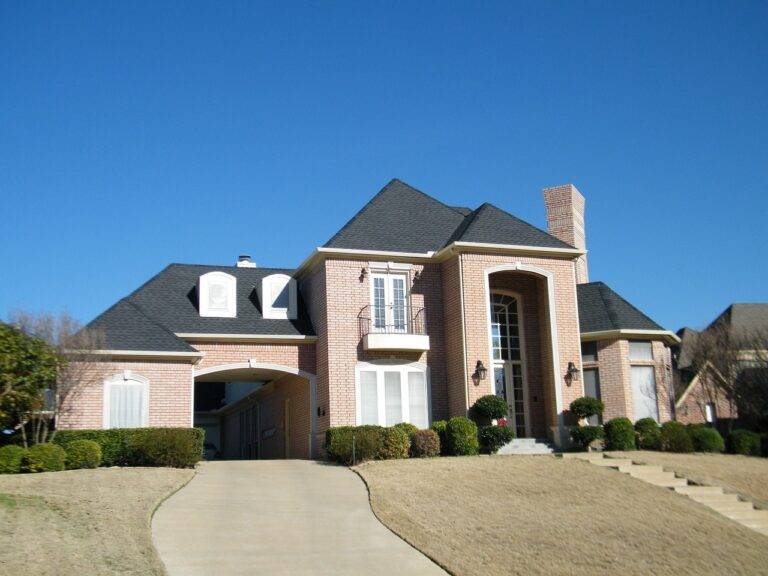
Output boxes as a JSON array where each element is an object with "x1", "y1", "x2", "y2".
[
  {"x1": 675, "y1": 327, "x2": 699, "y2": 370},
  {"x1": 577, "y1": 282, "x2": 666, "y2": 334},
  {"x1": 323, "y1": 179, "x2": 573, "y2": 252},
  {"x1": 714, "y1": 304, "x2": 768, "y2": 336},
  {"x1": 87, "y1": 264, "x2": 315, "y2": 352}
]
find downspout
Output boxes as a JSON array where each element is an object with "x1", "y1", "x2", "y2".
[{"x1": 458, "y1": 254, "x2": 470, "y2": 411}]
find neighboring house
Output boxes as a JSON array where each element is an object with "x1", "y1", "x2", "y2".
[
  {"x1": 674, "y1": 304, "x2": 768, "y2": 426},
  {"x1": 60, "y1": 179, "x2": 678, "y2": 458}
]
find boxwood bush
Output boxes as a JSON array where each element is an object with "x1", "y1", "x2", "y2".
[
  {"x1": 392, "y1": 422, "x2": 419, "y2": 438},
  {"x1": 603, "y1": 417, "x2": 636, "y2": 450},
  {"x1": 65, "y1": 439, "x2": 102, "y2": 469},
  {"x1": 410, "y1": 429, "x2": 440, "y2": 458},
  {"x1": 25, "y1": 443, "x2": 66, "y2": 473},
  {"x1": 660, "y1": 421, "x2": 694, "y2": 453},
  {"x1": 634, "y1": 418, "x2": 661, "y2": 450},
  {"x1": 569, "y1": 397, "x2": 605, "y2": 422},
  {"x1": 380, "y1": 427, "x2": 410, "y2": 459},
  {"x1": 478, "y1": 425, "x2": 514, "y2": 454},
  {"x1": 470, "y1": 395, "x2": 508, "y2": 425},
  {"x1": 0, "y1": 445, "x2": 27, "y2": 474},
  {"x1": 688, "y1": 425, "x2": 725, "y2": 453},
  {"x1": 430, "y1": 420, "x2": 448, "y2": 455},
  {"x1": 727, "y1": 429, "x2": 762, "y2": 456},
  {"x1": 325, "y1": 425, "x2": 384, "y2": 464},
  {"x1": 445, "y1": 416, "x2": 479, "y2": 456},
  {"x1": 569, "y1": 425, "x2": 604, "y2": 452}
]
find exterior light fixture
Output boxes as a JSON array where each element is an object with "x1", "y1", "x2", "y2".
[
  {"x1": 566, "y1": 361, "x2": 580, "y2": 383},
  {"x1": 359, "y1": 268, "x2": 368, "y2": 282},
  {"x1": 473, "y1": 360, "x2": 488, "y2": 381}
]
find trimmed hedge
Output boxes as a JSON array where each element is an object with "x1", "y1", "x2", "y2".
[
  {"x1": 570, "y1": 425, "x2": 604, "y2": 452},
  {"x1": 603, "y1": 417, "x2": 636, "y2": 451},
  {"x1": 569, "y1": 397, "x2": 605, "y2": 421},
  {"x1": 430, "y1": 420, "x2": 448, "y2": 456},
  {"x1": 478, "y1": 425, "x2": 514, "y2": 454},
  {"x1": 0, "y1": 445, "x2": 27, "y2": 474},
  {"x1": 325, "y1": 426, "x2": 383, "y2": 464},
  {"x1": 660, "y1": 421, "x2": 694, "y2": 453},
  {"x1": 445, "y1": 417, "x2": 479, "y2": 456},
  {"x1": 53, "y1": 428, "x2": 204, "y2": 468},
  {"x1": 393, "y1": 422, "x2": 419, "y2": 438},
  {"x1": 65, "y1": 440, "x2": 102, "y2": 469},
  {"x1": 470, "y1": 395, "x2": 508, "y2": 423},
  {"x1": 25, "y1": 443, "x2": 66, "y2": 473},
  {"x1": 410, "y1": 429, "x2": 440, "y2": 458},
  {"x1": 380, "y1": 427, "x2": 410, "y2": 459},
  {"x1": 688, "y1": 425, "x2": 725, "y2": 453},
  {"x1": 727, "y1": 429, "x2": 762, "y2": 456},
  {"x1": 634, "y1": 418, "x2": 661, "y2": 450}
]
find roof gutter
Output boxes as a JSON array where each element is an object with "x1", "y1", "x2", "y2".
[
  {"x1": 580, "y1": 329, "x2": 681, "y2": 345},
  {"x1": 176, "y1": 333, "x2": 317, "y2": 344},
  {"x1": 65, "y1": 349, "x2": 204, "y2": 362}
]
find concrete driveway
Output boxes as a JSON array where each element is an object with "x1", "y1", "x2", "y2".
[{"x1": 152, "y1": 461, "x2": 446, "y2": 576}]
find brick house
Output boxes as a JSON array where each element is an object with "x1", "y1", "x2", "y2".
[{"x1": 61, "y1": 179, "x2": 679, "y2": 458}]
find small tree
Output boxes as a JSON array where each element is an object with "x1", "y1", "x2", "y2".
[
  {"x1": 569, "y1": 396, "x2": 604, "y2": 424},
  {"x1": 470, "y1": 395, "x2": 508, "y2": 425}
]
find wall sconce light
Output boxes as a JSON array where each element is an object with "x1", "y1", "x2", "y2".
[
  {"x1": 413, "y1": 270, "x2": 421, "y2": 281},
  {"x1": 359, "y1": 267, "x2": 368, "y2": 282},
  {"x1": 566, "y1": 361, "x2": 580, "y2": 384},
  {"x1": 473, "y1": 360, "x2": 488, "y2": 382}
]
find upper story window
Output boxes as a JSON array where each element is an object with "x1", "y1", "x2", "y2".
[
  {"x1": 199, "y1": 271, "x2": 237, "y2": 317},
  {"x1": 629, "y1": 341, "x2": 654, "y2": 361},
  {"x1": 581, "y1": 341, "x2": 598, "y2": 363},
  {"x1": 261, "y1": 274, "x2": 297, "y2": 320},
  {"x1": 370, "y1": 272, "x2": 408, "y2": 332},
  {"x1": 490, "y1": 293, "x2": 521, "y2": 361}
]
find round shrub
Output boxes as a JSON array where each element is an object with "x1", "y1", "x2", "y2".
[
  {"x1": 410, "y1": 429, "x2": 440, "y2": 458},
  {"x1": 470, "y1": 395, "x2": 508, "y2": 424},
  {"x1": 392, "y1": 422, "x2": 419, "y2": 438},
  {"x1": 325, "y1": 426, "x2": 384, "y2": 464},
  {"x1": 65, "y1": 439, "x2": 102, "y2": 469},
  {"x1": 569, "y1": 425, "x2": 604, "y2": 452},
  {"x1": 603, "y1": 417, "x2": 636, "y2": 451},
  {"x1": 430, "y1": 420, "x2": 448, "y2": 455},
  {"x1": 25, "y1": 443, "x2": 66, "y2": 473},
  {"x1": 727, "y1": 430, "x2": 762, "y2": 456},
  {"x1": 688, "y1": 426, "x2": 724, "y2": 453},
  {"x1": 0, "y1": 445, "x2": 27, "y2": 474},
  {"x1": 660, "y1": 421, "x2": 694, "y2": 453},
  {"x1": 445, "y1": 417, "x2": 479, "y2": 456},
  {"x1": 634, "y1": 418, "x2": 662, "y2": 450},
  {"x1": 569, "y1": 397, "x2": 605, "y2": 421},
  {"x1": 478, "y1": 425, "x2": 514, "y2": 454},
  {"x1": 380, "y1": 427, "x2": 410, "y2": 459}
]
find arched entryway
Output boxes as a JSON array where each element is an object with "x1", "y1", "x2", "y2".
[{"x1": 193, "y1": 362, "x2": 317, "y2": 460}]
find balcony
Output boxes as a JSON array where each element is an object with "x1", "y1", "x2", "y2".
[{"x1": 358, "y1": 305, "x2": 430, "y2": 352}]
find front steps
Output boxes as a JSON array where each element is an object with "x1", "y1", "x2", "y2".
[
  {"x1": 498, "y1": 437, "x2": 554, "y2": 455},
  {"x1": 562, "y1": 452, "x2": 768, "y2": 537}
]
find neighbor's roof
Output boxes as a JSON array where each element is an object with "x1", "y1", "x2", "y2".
[
  {"x1": 323, "y1": 179, "x2": 573, "y2": 253},
  {"x1": 711, "y1": 303, "x2": 768, "y2": 336},
  {"x1": 577, "y1": 282, "x2": 666, "y2": 334},
  {"x1": 675, "y1": 327, "x2": 699, "y2": 370},
  {"x1": 87, "y1": 264, "x2": 315, "y2": 352}
]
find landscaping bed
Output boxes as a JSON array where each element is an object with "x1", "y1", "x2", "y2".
[
  {"x1": 356, "y1": 456, "x2": 768, "y2": 576},
  {"x1": 0, "y1": 467, "x2": 193, "y2": 575}
]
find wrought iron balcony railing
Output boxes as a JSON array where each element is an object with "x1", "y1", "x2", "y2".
[{"x1": 358, "y1": 304, "x2": 427, "y2": 338}]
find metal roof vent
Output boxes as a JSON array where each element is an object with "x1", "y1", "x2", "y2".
[{"x1": 236, "y1": 254, "x2": 257, "y2": 268}]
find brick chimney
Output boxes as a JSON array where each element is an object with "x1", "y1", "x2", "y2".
[{"x1": 543, "y1": 184, "x2": 588, "y2": 284}]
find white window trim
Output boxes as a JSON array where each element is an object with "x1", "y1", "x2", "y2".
[
  {"x1": 102, "y1": 370, "x2": 150, "y2": 429},
  {"x1": 199, "y1": 271, "x2": 237, "y2": 318},
  {"x1": 354, "y1": 360, "x2": 431, "y2": 427},
  {"x1": 260, "y1": 274, "x2": 297, "y2": 320}
]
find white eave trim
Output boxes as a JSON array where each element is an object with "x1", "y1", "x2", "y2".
[
  {"x1": 175, "y1": 333, "x2": 317, "y2": 344},
  {"x1": 441, "y1": 241, "x2": 586, "y2": 258},
  {"x1": 580, "y1": 329, "x2": 681, "y2": 344},
  {"x1": 67, "y1": 349, "x2": 204, "y2": 361}
]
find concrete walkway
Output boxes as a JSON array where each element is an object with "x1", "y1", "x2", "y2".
[{"x1": 152, "y1": 461, "x2": 446, "y2": 576}]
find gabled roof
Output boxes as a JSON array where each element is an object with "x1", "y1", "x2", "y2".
[
  {"x1": 709, "y1": 303, "x2": 768, "y2": 336},
  {"x1": 577, "y1": 281, "x2": 666, "y2": 334},
  {"x1": 87, "y1": 264, "x2": 315, "y2": 352},
  {"x1": 323, "y1": 179, "x2": 573, "y2": 253},
  {"x1": 675, "y1": 327, "x2": 699, "y2": 369}
]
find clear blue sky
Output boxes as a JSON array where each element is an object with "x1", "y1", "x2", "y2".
[{"x1": 1, "y1": 1, "x2": 766, "y2": 332}]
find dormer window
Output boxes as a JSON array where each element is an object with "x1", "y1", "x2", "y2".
[
  {"x1": 260, "y1": 274, "x2": 297, "y2": 320},
  {"x1": 199, "y1": 271, "x2": 237, "y2": 317}
]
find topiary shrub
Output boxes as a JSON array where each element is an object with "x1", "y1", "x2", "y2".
[
  {"x1": 470, "y1": 395, "x2": 508, "y2": 425},
  {"x1": 570, "y1": 425, "x2": 604, "y2": 452},
  {"x1": 603, "y1": 417, "x2": 636, "y2": 451},
  {"x1": 445, "y1": 417, "x2": 479, "y2": 456},
  {"x1": 325, "y1": 426, "x2": 384, "y2": 464},
  {"x1": 660, "y1": 421, "x2": 694, "y2": 453},
  {"x1": 478, "y1": 425, "x2": 514, "y2": 454},
  {"x1": 688, "y1": 425, "x2": 725, "y2": 453},
  {"x1": 569, "y1": 397, "x2": 605, "y2": 422},
  {"x1": 380, "y1": 427, "x2": 410, "y2": 459},
  {"x1": 410, "y1": 429, "x2": 440, "y2": 458},
  {"x1": 0, "y1": 445, "x2": 27, "y2": 474},
  {"x1": 65, "y1": 439, "x2": 102, "y2": 469},
  {"x1": 634, "y1": 418, "x2": 662, "y2": 450},
  {"x1": 430, "y1": 420, "x2": 448, "y2": 456},
  {"x1": 392, "y1": 422, "x2": 419, "y2": 438},
  {"x1": 25, "y1": 443, "x2": 66, "y2": 473},
  {"x1": 125, "y1": 428, "x2": 205, "y2": 468},
  {"x1": 727, "y1": 429, "x2": 762, "y2": 456}
]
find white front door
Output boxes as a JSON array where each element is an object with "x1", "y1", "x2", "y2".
[{"x1": 371, "y1": 273, "x2": 408, "y2": 332}]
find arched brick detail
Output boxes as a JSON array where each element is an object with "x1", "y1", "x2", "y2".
[{"x1": 192, "y1": 342, "x2": 316, "y2": 375}]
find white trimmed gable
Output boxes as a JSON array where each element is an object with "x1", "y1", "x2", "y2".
[
  {"x1": 259, "y1": 273, "x2": 297, "y2": 320},
  {"x1": 199, "y1": 271, "x2": 237, "y2": 318}
]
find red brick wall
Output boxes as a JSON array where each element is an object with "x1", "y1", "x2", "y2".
[
  {"x1": 676, "y1": 373, "x2": 737, "y2": 425},
  {"x1": 193, "y1": 342, "x2": 316, "y2": 374}
]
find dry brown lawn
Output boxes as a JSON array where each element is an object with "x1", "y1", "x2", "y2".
[
  {"x1": 0, "y1": 467, "x2": 193, "y2": 576},
  {"x1": 606, "y1": 451, "x2": 768, "y2": 509},
  {"x1": 356, "y1": 456, "x2": 768, "y2": 576}
]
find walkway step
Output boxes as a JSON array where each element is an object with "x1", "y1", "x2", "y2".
[
  {"x1": 591, "y1": 459, "x2": 632, "y2": 467},
  {"x1": 561, "y1": 452, "x2": 604, "y2": 460},
  {"x1": 688, "y1": 494, "x2": 741, "y2": 505},
  {"x1": 619, "y1": 464, "x2": 663, "y2": 474},
  {"x1": 644, "y1": 477, "x2": 689, "y2": 488},
  {"x1": 675, "y1": 485, "x2": 723, "y2": 496}
]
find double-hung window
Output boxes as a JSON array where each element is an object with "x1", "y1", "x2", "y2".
[
  {"x1": 103, "y1": 372, "x2": 149, "y2": 429},
  {"x1": 371, "y1": 272, "x2": 408, "y2": 332},
  {"x1": 356, "y1": 362, "x2": 429, "y2": 429}
]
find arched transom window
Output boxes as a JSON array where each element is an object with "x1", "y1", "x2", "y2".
[{"x1": 490, "y1": 293, "x2": 521, "y2": 361}]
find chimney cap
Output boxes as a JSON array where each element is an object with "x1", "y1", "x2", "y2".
[{"x1": 236, "y1": 255, "x2": 257, "y2": 268}]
